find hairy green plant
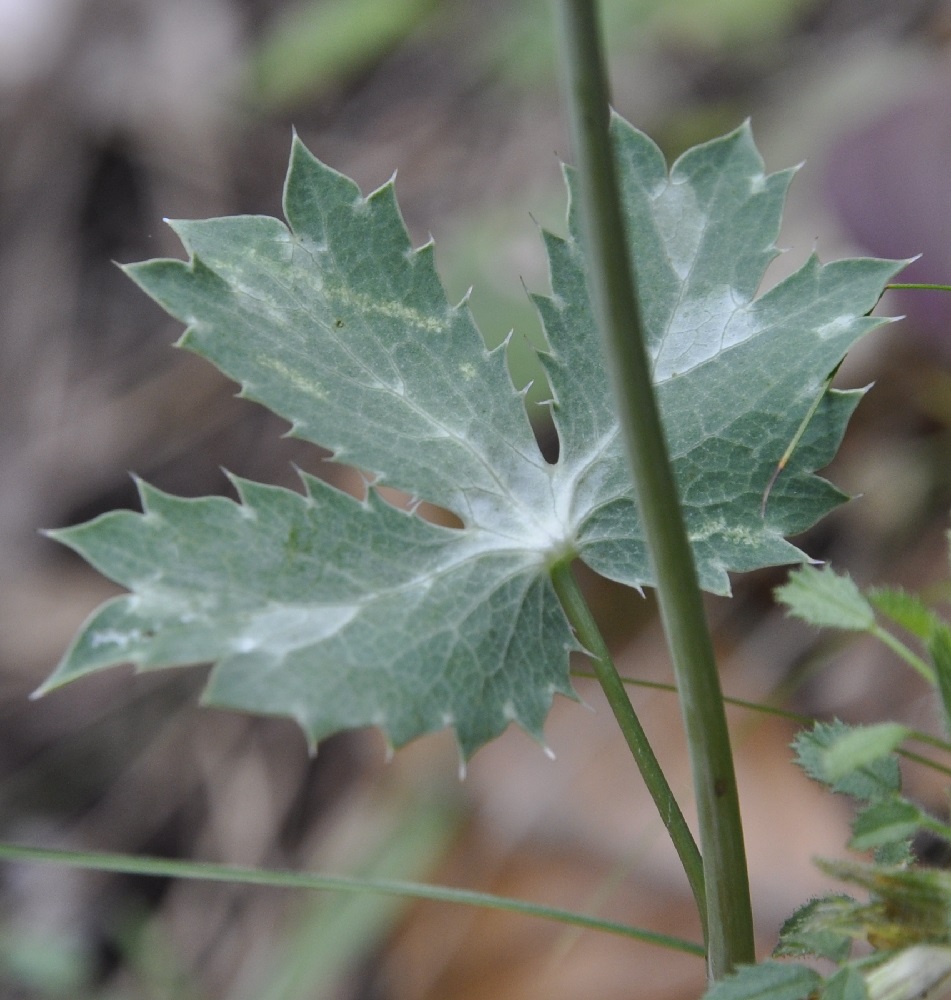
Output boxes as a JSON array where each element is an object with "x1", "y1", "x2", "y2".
[
  {"x1": 9, "y1": 2, "x2": 938, "y2": 994},
  {"x1": 705, "y1": 545, "x2": 951, "y2": 998}
]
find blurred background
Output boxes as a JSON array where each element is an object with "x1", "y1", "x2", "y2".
[{"x1": 2, "y1": 0, "x2": 951, "y2": 997}]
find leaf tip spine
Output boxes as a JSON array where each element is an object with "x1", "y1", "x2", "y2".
[
  {"x1": 491, "y1": 330, "x2": 515, "y2": 354},
  {"x1": 29, "y1": 679, "x2": 53, "y2": 701},
  {"x1": 130, "y1": 473, "x2": 152, "y2": 506}
]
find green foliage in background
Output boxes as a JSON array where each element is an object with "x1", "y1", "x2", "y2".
[
  {"x1": 699, "y1": 549, "x2": 951, "y2": 999},
  {"x1": 249, "y1": 0, "x2": 436, "y2": 108}
]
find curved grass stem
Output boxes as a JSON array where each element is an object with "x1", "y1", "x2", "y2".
[{"x1": 0, "y1": 842, "x2": 705, "y2": 957}]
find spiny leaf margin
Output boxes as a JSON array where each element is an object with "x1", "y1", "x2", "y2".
[
  {"x1": 40, "y1": 474, "x2": 579, "y2": 760},
  {"x1": 40, "y1": 119, "x2": 905, "y2": 758},
  {"x1": 537, "y1": 116, "x2": 905, "y2": 594}
]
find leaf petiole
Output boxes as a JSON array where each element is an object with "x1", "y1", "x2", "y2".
[
  {"x1": 551, "y1": 560, "x2": 707, "y2": 938},
  {"x1": 870, "y1": 622, "x2": 936, "y2": 684}
]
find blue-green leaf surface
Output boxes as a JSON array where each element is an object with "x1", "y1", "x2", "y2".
[{"x1": 41, "y1": 120, "x2": 903, "y2": 757}]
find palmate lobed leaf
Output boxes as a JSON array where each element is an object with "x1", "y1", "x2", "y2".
[{"x1": 41, "y1": 118, "x2": 904, "y2": 758}]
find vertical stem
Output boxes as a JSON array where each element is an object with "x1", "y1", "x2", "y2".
[
  {"x1": 551, "y1": 561, "x2": 707, "y2": 939},
  {"x1": 554, "y1": 0, "x2": 755, "y2": 979}
]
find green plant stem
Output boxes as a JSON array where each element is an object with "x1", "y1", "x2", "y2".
[
  {"x1": 554, "y1": 0, "x2": 755, "y2": 978},
  {"x1": 574, "y1": 670, "x2": 951, "y2": 778},
  {"x1": 0, "y1": 842, "x2": 704, "y2": 957},
  {"x1": 907, "y1": 729, "x2": 951, "y2": 757},
  {"x1": 870, "y1": 624, "x2": 936, "y2": 683},
  {"x1": 899, "y1": 748, "x2": 951, "y2": 781},
  {"x1": 551, "y1": 562, "x2": 706, "y2": 937},
  {"x1": 886, "y1": 283, "x2": 951, "y2": 292},
  {"x1": 572, "y1": 670, "x2": 814, "y2": 724}
]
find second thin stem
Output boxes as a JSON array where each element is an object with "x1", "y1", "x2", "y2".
[{"x1": 551, "y1": 561, "x2": 707, "y2": 941}]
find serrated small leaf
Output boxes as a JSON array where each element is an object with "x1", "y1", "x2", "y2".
[
  {"x1": 42, "y1": 120, "x2": 904, "y2": 756},
  {"x1": 850, "y1": 800, "x2": 925, "y2": 852},
  {"x1": 702, "y1": 961, "x2": 822, "y2": 1000},
  {"x1": 794, "y1": 722, "x2": 902, "y2": 802},
  {"x1": 868, "y1": 587, "x2": 940, "y2": 642},
  {"x1": 929, "y1": 626, "x2": 951, "y2": 740},
  {"x1": 776, "y1": 896, "x2": 855, "y2": 962},
  {"x1": 821, "y1": 723, "x2": 911, "y2": 784},
  {"x1": 777, "y1": 565, "x2": 876, "y2": 632}
]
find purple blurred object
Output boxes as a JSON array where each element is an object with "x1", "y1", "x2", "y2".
[{"x1": 825, "y1": 73, "x2": 951, "y2": 348}]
